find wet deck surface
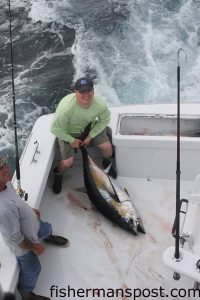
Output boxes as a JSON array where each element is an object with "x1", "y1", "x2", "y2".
[{"x1": 36, "y1": 160, "x2": 196, "y2": 300}]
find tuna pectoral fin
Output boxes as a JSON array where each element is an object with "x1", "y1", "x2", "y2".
[
  {"x1": 107, "y1": 177, "x2": 121, "y2": 203},
  {"x1": 74, "y1": 187, "x2": 87, "y2": 194},
  {"x1": 137, "y1": 220, "x2": 146, "y2": 234}
]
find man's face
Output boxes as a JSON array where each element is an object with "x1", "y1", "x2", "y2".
[
  {"x1": 75, "y1": 89, "x2": 94, "y2": 108},
  {"x1": 0, "y1": 163, "x2": 12, "y2": 185}
]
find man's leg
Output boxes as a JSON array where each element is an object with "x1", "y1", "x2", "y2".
[
  {"x1": 53, "y1": 140, "x2": 74, "y2": 194},
  {"x1": 98, "y1": 141, "x2": 117, "y2": 178},
  {"x1": 92, "y1": 128, "x2": 117, "y2": 179},
  {"x1": 17, "y1": 252, "x2": 49, "y2": 300},
  {"x1": 37, "y1": 219, "x2": 69, "y2": 246},
  {"x1": 16, "y1": 220, "x2": 52, "y2": 299},
  {"x1": 97, "y1": 141, "x2": 113, "y2": 159},
  {"x1": 91, "y1": 128, "x2": 113, "y2": 157}
]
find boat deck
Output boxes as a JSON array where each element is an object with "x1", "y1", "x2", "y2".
[
  {"x1": 2, "y1": 104, "x2": 200, "y2": 299},
  {"x1": 34, "y1": 158, "x2": 196, "y2": 300}
]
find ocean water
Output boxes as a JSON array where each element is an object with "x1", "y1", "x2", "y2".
[{"x1": 1, "y1": 0, "x2": 200, "y2": 170}]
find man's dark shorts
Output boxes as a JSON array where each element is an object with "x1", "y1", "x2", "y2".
[{"x1": 58, "y1": 128, "x2": 110, "y2": 160}]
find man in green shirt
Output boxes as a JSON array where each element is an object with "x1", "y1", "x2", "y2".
[{"x1": 50, "y1": 77, "x2": 116, "y2": 194}]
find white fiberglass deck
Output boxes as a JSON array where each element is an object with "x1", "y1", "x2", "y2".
[
  {"x1": 34, "y1": 161, "x2": 196, "y2": 300},
  {"x1": 2, "y1": 103, "x2": 200, "y2": 299}
]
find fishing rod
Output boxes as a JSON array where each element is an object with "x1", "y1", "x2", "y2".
[
  {"x1": 7, "y1": 0, "x2": 26, "y2": 198},
  {"x1": 173, "y1": 48, "x2": 187, "y2": 278}
]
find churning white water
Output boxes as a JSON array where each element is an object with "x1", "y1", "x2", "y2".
[{"x1": 1, "y1": 0, "x2": 200, "y2": 166}]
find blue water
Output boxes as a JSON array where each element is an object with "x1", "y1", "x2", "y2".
[{"x1": 1, "y1": 0, "x2": 200, "y2": 170}]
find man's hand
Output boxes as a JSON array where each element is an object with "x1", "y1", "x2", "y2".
[
  {"x1": 20, "y1": 238, "x2": 45, "y2": 255},
  {"x1": 33, "y1": 208, "x2": 40, "y2": 219},
  {"x1": 82, "y1": 135, "x2": 93, "y2": 146},
  {"x1": 70, "y1": 139, "x2": 82, "y2": 149},
  {"x1": 32, "y1": 243, "x2": 45, "y2": 256}
]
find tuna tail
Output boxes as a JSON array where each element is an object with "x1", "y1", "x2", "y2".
[
  {"x1": 77, "y1": 122, "x2": 92, "y2": 141},
  {"x1": 80, "y1": 145, "x2": 88, "y2": 161}
]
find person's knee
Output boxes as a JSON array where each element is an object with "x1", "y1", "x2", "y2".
[
  {"x1": 64, "y1": 156, "x2": 74, "y2": 167},
  {"x1": 106, "y1": 142, "x2": 113, "y2": 156},
  {"x1": 98, "y1": 141, "x2": 113, "y2": 158},
  {"x1": 59, "y1": 157, "x2": 74, "y2": 172}
]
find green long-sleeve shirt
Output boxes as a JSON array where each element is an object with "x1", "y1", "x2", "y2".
[{"x1": 50, "y1": 93, "x2": 110, "y2": 144}]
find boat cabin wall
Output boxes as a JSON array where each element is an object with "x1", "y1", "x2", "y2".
[{"x1": 113, "y1": 114, "x2": 200, "y2": 180}]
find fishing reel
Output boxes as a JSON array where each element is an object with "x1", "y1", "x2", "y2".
[
  {"x1": 196, "y1": 259, "x2": 200, "y2": 271},
  {"x1": 16, "y1": 187, "x2": 28, "y2": 201}
]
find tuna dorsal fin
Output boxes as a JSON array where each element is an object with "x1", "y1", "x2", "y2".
[
  {"x1": 108, "y1": 177, "x2": 131, "y2": 203},
  {"x1": 80, "y1": 145, "x2": 88, "y2": 160}
]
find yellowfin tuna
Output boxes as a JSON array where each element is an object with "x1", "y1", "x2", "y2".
[{"x1": 80, "y1": 146, "x2": 145, "y2": 235}]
